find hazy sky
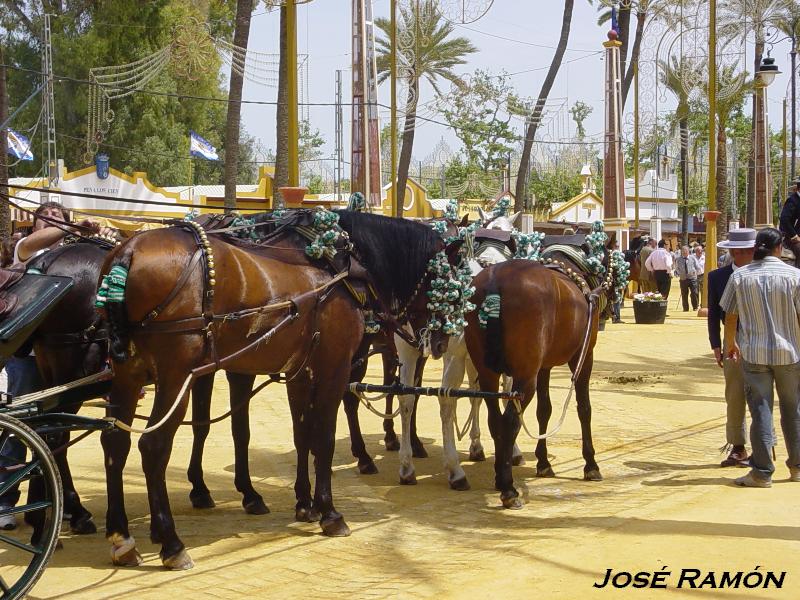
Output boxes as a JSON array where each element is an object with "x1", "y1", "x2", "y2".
[{"x1": 238, "y1": 1, "x2": 796, "y2": 173}]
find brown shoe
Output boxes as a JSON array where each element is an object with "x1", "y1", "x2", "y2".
[
  {"x1": 789, "y1": 467, "x2": 800, "y2": 482},
  {"x1": 721, "y1": 447, "x2": 749, "y2": 468}
]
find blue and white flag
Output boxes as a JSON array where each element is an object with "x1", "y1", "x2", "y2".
[
  {"x1": 7, "y1": 129, "x2": 34, "y2": 161},
  {"x1": 189, "y1": 130, "x2": 219, "y2": 161}
]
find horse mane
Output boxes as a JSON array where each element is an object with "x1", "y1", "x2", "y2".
[{"x1": 335, "y1": 210, "x2": 442, "y2": 309}]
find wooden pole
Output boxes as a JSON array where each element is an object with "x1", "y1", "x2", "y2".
[
  {"x1": 700, "y1": 0, "x2": 717, "y2": 315},
  {"x1": 390, "y1": 0, "x2": 398, "y2": 216},
  {"x1": 633, "y1": 62, "x2": 640, "y2": 229},
  {"x1": 287, "y1": 0, "x2": 299, "y2": 186}
]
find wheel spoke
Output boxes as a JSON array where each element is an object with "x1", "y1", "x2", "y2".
[
  {"x1": 0, "y1": 532, "x2": 42, "y2": 554},
  {"x1": 0, "y1": 575, "x2": 10, "y2": 593},
  {"x1": 0, "y1": 460, "x2": 40, "y2": 498},
  {"x1": 0, "y1": 500, "x2": 52, "y2": 517}
]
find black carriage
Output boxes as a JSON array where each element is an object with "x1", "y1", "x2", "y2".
[{"x1": 0, "y1": 269, "x2": 112, "y2": 600}]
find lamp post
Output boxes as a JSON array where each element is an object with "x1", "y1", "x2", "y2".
[
  {"x1": 754, "y1": 55, "x2": 780, "y2": 229},
  {"x1": 699, "y1": 0, "x2": 717, "y2": 317}
]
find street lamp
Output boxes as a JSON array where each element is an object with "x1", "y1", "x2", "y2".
[{"x1": 754, "y1": 55, "x2": 780, "y2": 228}]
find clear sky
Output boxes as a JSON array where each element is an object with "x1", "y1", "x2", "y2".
[{"x1": 239, "y1": 1, "x2": 796, "y2": 174}]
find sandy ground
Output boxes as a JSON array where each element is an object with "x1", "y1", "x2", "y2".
[{"x1": 6, "y1": 305, "x2": 800, "y2": 599}]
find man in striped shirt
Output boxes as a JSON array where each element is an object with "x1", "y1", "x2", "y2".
[{"x1": 721, "y1": 227, "x2": 800, "y2": 487}]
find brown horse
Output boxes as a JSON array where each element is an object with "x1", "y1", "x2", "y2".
[
  {"x1": 99, "y1": 211, "x2": 461, "y2": 569},
  {"x1": 465, "y1": 255, "x2": 618, "y2": 509}
]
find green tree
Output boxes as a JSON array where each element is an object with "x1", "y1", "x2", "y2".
[
  {"x1": 437, "y1": 69, "x2": 520, "y2": 172},
  {"x1": 569, "y1": 100, "x2": 593, "y2": 140},
  {"x1": 375, "y1": 1, "x2": 476, "y2": 216},
  {"x1": 528, "y1": 169, "x2": 583, "y2": 216},
  {"x1": 1, "y1": 0, "x2": 257, "y2": 187}
]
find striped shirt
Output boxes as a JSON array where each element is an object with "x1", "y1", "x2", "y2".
[{"x1": 719, "y1": 256, "x2": 800, "y2": 365}]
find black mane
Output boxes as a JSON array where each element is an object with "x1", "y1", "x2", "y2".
[{"x1": 335, "y1": 211, "x2": 442, "y2": 309}]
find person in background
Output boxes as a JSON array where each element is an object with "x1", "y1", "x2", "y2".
[
  {"x1": 708, "y1": 228, "x2": 756, "y2": 468},
  {"x1": 692, "y1": 244, "x2": 706, "y2": 299},
  {"x1": 674, "y1": 245, "x2": 699, "y2": 311},
  {"x1": 722, "y1": 227, "x2": 800, "y2": 487},
  {"x1": 638, "y1": 237, "x2": 658, "y2": 293},
  {"x1": 778, "y1": 176, "x2": 800, "y2": 268},
  {"x1": 644, "y1": 239, "x2": 674, "y2": 298},
  {"x1": 718, "y1": 248, "x2": 731, "y2": 268}
]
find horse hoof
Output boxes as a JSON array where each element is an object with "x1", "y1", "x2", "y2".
[
  {"x1": 321, "y1": 516, "x2": 351, "y2": 537},
  {"x1": 70, "y1": 513, "x2": 97, "y2": 535},
  {"x1": 358, "y1": 461, "x2": 379, "y2": 475},
  {"x1": 584, "y1": 469, "x2": 603, "y2": 481},
  {"x1": 501, "y1": 495, "x2": 524, "y2": 510},
  {"x1": 512, "y1": 454, "x2": 526, "y2": 466},
  {"x1": 536, "y1": 466, "x2": 556, "y2": 478},
  {"x1": 449, "y1": 477, "x2": 470, "y2": 491},
  {"x1": 469, "y1": 449, "x2": 486, "y2": 462},
  {"x1": 411, "y1": 445, "x2": 428, "y2": 459},
  {"x1": 244, "y1": 497, "x2": 270, "y2": 515},
  {"x1": 162, "y1": 548, "x2": 194, "y2": 570},
  {"x1": 109, "y1": 535, "x2": 143, "y2": 567},
  {"x1": 190, "y1": 491, "x2": 216, "y2": 510},
  {"x1": 384, "y1": 436, "x2": 400, "y2": 452},
  {"x1": 399, "y1": 470, "x2": 417, "y2": 485},
  {"x1": 295, "y1": 506, "x2": 320, "y2": 523}
]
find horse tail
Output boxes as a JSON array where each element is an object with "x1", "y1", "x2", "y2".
[
  {"x1": 479, "y1": 280, "x2": 505, "y2": 374},
  {"x1": 103, "y1": 245, "x2": 135, "y2": 363}
]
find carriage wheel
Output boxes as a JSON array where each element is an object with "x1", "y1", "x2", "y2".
[{"x1": 0, "y1": 415, "x2": 63, "y2": 600}]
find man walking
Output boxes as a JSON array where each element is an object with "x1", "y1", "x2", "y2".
[
  {"x1": 638, "y1": 237, "x2": 657, "y2": 293},
  {"x1": 722, "y1": 227, "x2": 800, "y2": 487},
  {"x1": 778, "y1": 176, "x2": 800, "y2": 267},
  {"x1": 675, "y1": 245, "x2": 699, "y2": 311},
  {"x1": 708, "y1": 229, "x2": 755, "y2": 468},
  {"x1": 644, "y1": 239, "x2": 674, "y2": 298},
  {"x1": 692, "y1": 244, "x2": 706, "y2": 299}
]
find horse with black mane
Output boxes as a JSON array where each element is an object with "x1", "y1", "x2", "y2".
[{"x1": 98, "y1": 209, "x2": 463, "y2": 569}]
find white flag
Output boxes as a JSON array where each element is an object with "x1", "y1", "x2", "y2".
[
  {"x1": 7, "y1": 129, "x2": 34, "y2": 161},
  {"x1": 189, "y1": 130, "x2": 219, "y2": 161}
]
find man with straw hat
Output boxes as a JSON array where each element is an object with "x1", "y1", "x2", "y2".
[{"x1": 707, "y1": 228, "x2": 756, "y2": 468}]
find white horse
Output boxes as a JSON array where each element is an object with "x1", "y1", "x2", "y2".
[{"x1": 394, "y1": 209, "x2": 522, "y2": 489}]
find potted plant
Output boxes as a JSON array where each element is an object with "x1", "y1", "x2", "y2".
[{"x1": 632, "y1": 292, "x2": 668, "y2": 324}]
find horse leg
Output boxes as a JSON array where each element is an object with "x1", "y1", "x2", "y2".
[
  {"x1": 288, "y1": 375, "x2": 317, "y2": 522},
  {"x1": 139, "y1": 376, "x2": 194, "y2": 570},
  {"x1": 439, "y1": 343, "x2": 469, "y2": 490},
  {"x1": 56, "y1": 437, "x2": 97, "y2": 534},
  {"x1": 498, "y1": 378, "x2": 536, "y2": 510},
  {"x1": 410, "y1": 355, "x2": 428, "y2": 459},
  {"x1": 465, "y1": 358, "x2": 485, "y2": 462},
  {"x1": 307, "y1": 368, "x2": 351, "y2": 538},
  {"x1": 342, "y1": 357, "x2": 378, "y2": 475},
  {"x1": 187, "y1": 373, "x2": 216, "y2": 509},
  {"x1": 102, "y1": 371, "x2": 146, "y2": 567},
  {"x1": 382, "y1": 348, "x2": 400, "y2": 452},
  {"x1": 227, "y1": 372, "x2": 269, "y2": 514},
  {"x1": 534, "y1": 368, "x2": 555, "y2": 477},
  {"x1": 503, "y1": 375, "x2": 525, "y2": 466},
  {"x1": 396, "y1": 340, "x2": 420, "y2": 484},
  {"x1": 571, "y1": 352, "x2": 601, "y2": 481}
]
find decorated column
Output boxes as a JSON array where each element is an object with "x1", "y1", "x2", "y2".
[{"x1": 602, "y1": 29, "x2": 628, "y2": 250}]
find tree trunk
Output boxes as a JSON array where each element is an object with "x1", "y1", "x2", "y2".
[
  {"x1": 680, "y1": 117, "x2": 689, "y2": 246},
  {"x1": 0, "y1": 45, "x2": 10, "y2": 238},
  {"x1": 274, "y1": 7, "x2": 289, "y2": 208},
  {"x1": 395, "y1": 78, "x2": 418, "y2": 218},
  {"x1": 223, "y1": 0, "x2": 254, "y2": 213},
  {"x1": 618, "y1": 1, "x2": 631, "y2": 87},
  {"x1": 622, "y1": 8, "x2": 646, "y2": 110},
  {"x1": 717, "y1": 119, "x2": 729, "y2": 239},
  {"x1": 514, "y1": 0, "x2": 574, "y2": 212},
  {"x1": 745, "y1": 39, "x2": 764, "y2": 227}
]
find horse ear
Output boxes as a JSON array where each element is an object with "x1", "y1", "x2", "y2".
[
  {"x1": 458, "y1": 214, "x2": 470, "y2": 227},
  {"x1": 444, "y1": 239, "x2": 465, "y2": 264},
  {"x1": 477, "y1": 207, "x2": 488, "y2": 224},
  {"x1": 509, "y1": 211, "x2": 522, "y2": 225}
]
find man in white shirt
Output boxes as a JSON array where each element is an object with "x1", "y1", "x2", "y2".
[
  {"x1": 691, "y1": 244, "x2": 706, "y2": 298},
  {"x1": 644, "y1": 239, "x2": 674, "y2": 298}
]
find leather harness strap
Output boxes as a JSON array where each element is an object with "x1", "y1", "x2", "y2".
[{"x1": 139, "y1": 248, "x2": 203, "y2": 327}]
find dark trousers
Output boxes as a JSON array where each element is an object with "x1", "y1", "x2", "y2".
[
  {"x1": 653, "y1": 270, "x2": 672, "y2": 298},
  {"x1": 789, "y1": 239, "x2": 800, "y2": 268},
  {"x1": 679, "y1": 278, "x2": 699, "y2": 311},
  {"x1": 0, "y1": 356, "x2": 43, "y2": 506}
]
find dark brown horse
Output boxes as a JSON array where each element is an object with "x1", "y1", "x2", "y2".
[
  {"x1": 465, "y1": 254, "x2": 618, "y2": 509},
  {"x1": 99, "y1": 211, "x2": 460, "y2": 569}
]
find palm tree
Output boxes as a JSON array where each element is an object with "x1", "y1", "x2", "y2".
[
  {"x1": 774, "y1": 3, "x2": 800, "y2": 179},
  {"x1": 514, "y1": 0, "x2": 574, "y2": 211},
  {"x1": 375, "y1": 1, "x2": 476, "y2": 216},
  {"x1": 659, "y1": 56, "x2": 696, "y2": 245},
  {"x1": 274, "y1": 6, "x2": 289, "y2": 208},
  {"x1": 224, "y1": 0, "x2": 255, "y2": 213}
]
